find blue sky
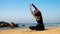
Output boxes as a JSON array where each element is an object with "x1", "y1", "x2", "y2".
[{"x1": 0, "y1": 0, "x2": 60, "y2": 23}]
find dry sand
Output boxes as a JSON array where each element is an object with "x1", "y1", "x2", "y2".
[{"x1": 0, "y1": 26, "x2": 60, "y2": 34}]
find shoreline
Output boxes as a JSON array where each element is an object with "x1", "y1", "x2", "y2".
[
  {"x1": 0, "y1": 26, "x2": 60, "y2": 34},
  {"x1": 0, "y1": 26, "x2": 60, "y2": 30}
]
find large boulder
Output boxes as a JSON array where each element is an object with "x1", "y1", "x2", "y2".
[
  {"x1": 10, "y1": 22, "x2": 19, "y2": 27},
  {"x1": 0, "y1": 21, "x2": 19, "y2": 28}
]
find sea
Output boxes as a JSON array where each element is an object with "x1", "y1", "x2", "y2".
[
  {"x1": 0, "y1": 23, "x2": 60, "y2": 30},
  {"x1": 17, "y1": 23, "x2": 60, "y2": 28}
]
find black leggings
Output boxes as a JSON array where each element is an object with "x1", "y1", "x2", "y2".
[{"x1": 29, "y1": 20, "x2": 45, "y2": 31}]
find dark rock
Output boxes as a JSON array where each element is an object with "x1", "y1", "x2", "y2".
[
  {"x1": 0, "y1": 21, "x2": 19, "y2": 28},
  {"x1": 10, "y1": 22, "x2": 19, "y2": 27},
  {"x1": 22, "y1": 25, "x2": 25, "y2": 26}
]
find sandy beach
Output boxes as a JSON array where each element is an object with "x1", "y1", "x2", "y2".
[{"x1": 0, "y1": 26, "x2": 60, "y2": 34}]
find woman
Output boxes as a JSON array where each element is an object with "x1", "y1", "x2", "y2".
[{"x1": 29, "y1": 4, "x2": 45, "y2": 31}]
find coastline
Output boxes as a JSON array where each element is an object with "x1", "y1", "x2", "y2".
[{"x1": 0, "y1": 26, "x2": 60, "y2": 34}]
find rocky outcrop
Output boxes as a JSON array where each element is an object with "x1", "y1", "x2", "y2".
[{"x1": 0, "y1": 21, "x2": 19, "y2": 28}]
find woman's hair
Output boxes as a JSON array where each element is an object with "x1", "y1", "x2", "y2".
[{"x1": 34, "y1": 10, "x2": 41, "y2": 16}]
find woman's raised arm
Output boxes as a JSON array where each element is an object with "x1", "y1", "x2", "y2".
[
  {"x1": 29, "y1": 4, "x2": 35, "y2": 18},
  {"x1": 32, "y1": 4, "x2": 38, "y2": 10}
]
